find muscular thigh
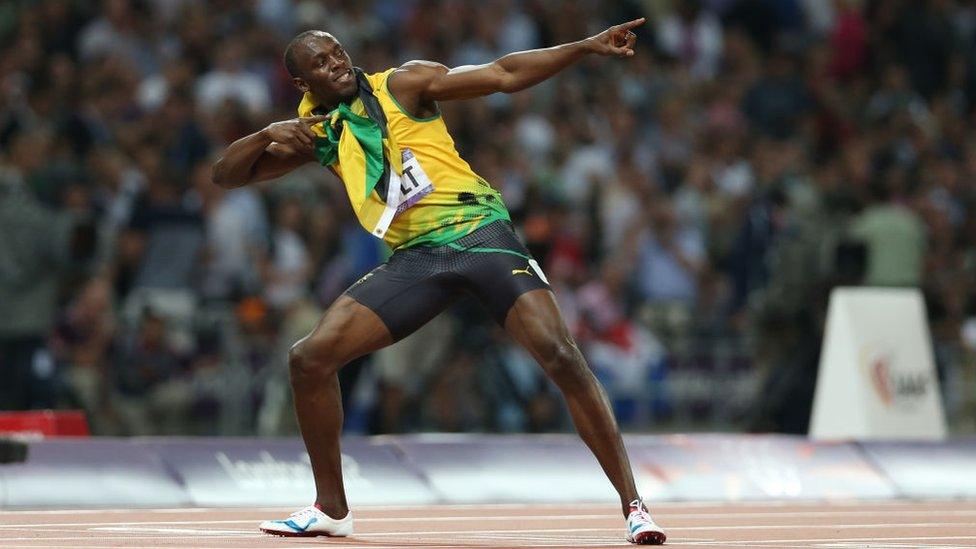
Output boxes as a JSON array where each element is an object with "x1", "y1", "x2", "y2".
[
  {"x1": 503, "y1": 289, "x2": 576, "y2": 363},
  {"x1": 296, "y1": 295, "x2": 394, "y2": 365}
]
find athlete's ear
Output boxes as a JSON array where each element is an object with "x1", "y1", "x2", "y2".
[{"x1": 293, "y1": 77, "x2": 309, "y2": 93}]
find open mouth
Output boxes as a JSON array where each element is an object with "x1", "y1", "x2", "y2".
[{"x1": 333, "y1": 69, "x2": 353, "y2": 83}]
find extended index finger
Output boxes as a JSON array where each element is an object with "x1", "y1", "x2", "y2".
[
  {"x1": 301, "y1": 114, "x2": 330, "y2": 125},
  {"x1": 617, "y1": 17, "x2": 646, "y2": 31}
]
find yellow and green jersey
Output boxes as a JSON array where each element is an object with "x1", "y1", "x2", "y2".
[{"x1": 298, "y1": 68, "x2": 510, "y2": 250}]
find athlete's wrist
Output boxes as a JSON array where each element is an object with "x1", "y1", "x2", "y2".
[{"x1": 576, "y1": 38, "x2": 600, "y2": 55}]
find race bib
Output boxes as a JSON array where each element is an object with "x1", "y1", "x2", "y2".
[
  {"x1": 371, "y1": 148, "x2": 435, "y2": 238},
  {"x1": 396, "y1": 148, "x2": 433, "y2": 215}
]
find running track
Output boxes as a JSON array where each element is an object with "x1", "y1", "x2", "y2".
[{"x1": 2, "y1": 500, "x2": 976, "y2": 548}]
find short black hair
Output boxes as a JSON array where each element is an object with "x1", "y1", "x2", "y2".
[{"x1": 284, "y1": 30, "x2": 321, "y2": 78}]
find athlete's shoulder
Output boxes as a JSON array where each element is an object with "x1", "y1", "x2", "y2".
[
  {"x1": 395, "y1": 60, "x2": 448, "y2": 73},
  {"x1": 389, "y1": 60, "x2": 448, "y2": 84},
  {"x1": 368, "y1": 67, "x2": 398, "y2": 79},
  {"x1": 386, "y1": 61, "x2": 448, "y2": 99}
]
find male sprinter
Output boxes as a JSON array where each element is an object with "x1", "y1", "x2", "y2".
[{"x1": 212, "y1": 18, "x2": 666, "y2": 545}]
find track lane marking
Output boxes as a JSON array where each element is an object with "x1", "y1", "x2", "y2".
[
  {"x1": 5, "y1": 508, "x2": 976, "y2": 529},
  {"x1": 4, "y1": 499, "x2": 968, "y2": 514},
  {"x1": 693, "y1": 535, "x2": 976, "y2": 545},
  {"x1": 1, "y1": 522, "x2": 962, "y2": 536},
  {"x1": 347, "y1": 524, "x2": 976, "y2": 537}
]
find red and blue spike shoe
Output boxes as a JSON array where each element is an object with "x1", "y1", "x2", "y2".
[{"x1": 626, "y1": 498, "x2": 667, "y2": 545}]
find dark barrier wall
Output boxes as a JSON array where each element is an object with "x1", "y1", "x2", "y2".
[{"x1": 1, "y1": 435, "x2": 974, "y2": 507}]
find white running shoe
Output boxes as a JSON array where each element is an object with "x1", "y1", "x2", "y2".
[
  {"x1": 626, "y1": 498, "x2": 666, "y2": 545},
  {"x1": 259, "y1": 505, "x2": 354, "y2": 537}
]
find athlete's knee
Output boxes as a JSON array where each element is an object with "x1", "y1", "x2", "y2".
[
  {"x1": 288, "y1": 335, "x2": 341, "y2": 382},
  {"x1": 539, "y1": 336, "x2": 588, "y2": 388}
]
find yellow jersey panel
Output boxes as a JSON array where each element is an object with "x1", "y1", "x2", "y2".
[{"x1": 306, "y1": 68, "x2": 510, "y2": 249}]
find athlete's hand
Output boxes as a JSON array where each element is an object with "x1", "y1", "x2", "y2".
[
  {"x1": 586, "y1": 18, "x2": 644, "y2": 58},
  {"x1": 263, "y1": 115, "x2": 329, "y2": 151}
]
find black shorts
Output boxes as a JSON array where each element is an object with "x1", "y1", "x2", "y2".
[{"x1": 345, "y1": 220, "x2": 551, "y2": 341}]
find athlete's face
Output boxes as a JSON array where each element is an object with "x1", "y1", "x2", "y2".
[{"x1": 293, "y1": 33, "x2": 357, "y2": 105}]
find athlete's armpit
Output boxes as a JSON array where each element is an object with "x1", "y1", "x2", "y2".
[{"x1": 248, "y1": 145, "x2": 315, "y2": 182}]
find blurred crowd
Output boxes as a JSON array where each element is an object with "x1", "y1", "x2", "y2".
[{"x1": 1, "y1": 0, "x2": 974, "y2": 436}]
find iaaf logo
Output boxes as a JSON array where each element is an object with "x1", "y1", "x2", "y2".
[{"x1": 860, "y1": 347, "x2": 930, "y2": 408}]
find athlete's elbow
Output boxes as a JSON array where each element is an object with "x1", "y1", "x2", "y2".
[
  {"x1": 211, "y1": 158, "x2": 227, "y2": 186},
  {"x1": 211, "y1": 158, "x2": 241, "y2": 189},
  {"x1": 488, "y1": 62, "x2": 518, "y2": 94},
  {"x1": 499, "y1": 77, "x2": 523, "y2": 94}
]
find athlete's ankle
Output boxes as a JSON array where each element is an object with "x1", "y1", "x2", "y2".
[
  {"x1": 622, "y1": 497, "x2": 645, "y2": 517},
  {"x1": 313, "y1": 501, "x2": 349, "y2": 520}
]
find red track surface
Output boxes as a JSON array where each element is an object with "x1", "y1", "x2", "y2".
[{"x1": 2, "y1": 500, "x2": 976, "y2": 548}]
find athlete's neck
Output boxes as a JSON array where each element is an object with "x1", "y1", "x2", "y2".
[{"x1": 311, "y1": 87, "x2": 359, "y2": 113}]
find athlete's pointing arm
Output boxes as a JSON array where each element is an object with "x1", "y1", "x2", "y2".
[
  {"x1": 211, "y1": 115, "x2": 328, "y2": 189},
  {"x1": 388, "y1": 18, "x2": 644, "y2": 106},
  {"x1": 213, "y1": 19, "x2": 643, "y2": 188}
]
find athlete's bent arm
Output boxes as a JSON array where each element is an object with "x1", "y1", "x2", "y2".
[
  {"x1": 211, "y1": 115, "x2": 327, "y2": 188},
  {"x1": 389, "y1": 18, "x2": 644, "y2": 105}
]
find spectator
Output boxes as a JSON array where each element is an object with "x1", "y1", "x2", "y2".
[
  {"x1": 849, "y1": 181, "x2": 927, "y2": 287},
  {"x1": 52, "y1": 276, "x2": 117, "y2": 429},
  {"x1": 124, "y1": 155, "x2": 205, "y2": 294},
  {"x1": 633, "y1": 199, "x2": 705, "y2": 308},
  {"x1": 655, "y1": 0, "x2": 723, "y2": 80},
  {"x1": 110, "y1": 309, "x2": 188, "y2": 436},
  {"x1": 742, "y1": 50, "x2": 813, "y2": 139},
  {"x1": 194, "y1": 160, "x2": 268, "y2": 301},
  {"x1": 195, "y1": 39, "x2": 272, "y2": 116},
  {"x1": 262, "y1": 198, "x2": 312, "y2": 310},
  {"x1": 0, "y1": 147, "x2": 96, "y2": 410}
]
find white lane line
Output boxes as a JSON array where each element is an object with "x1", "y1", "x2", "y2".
[
  {"x1": 657, "y1": 509, "x2": 976, "y2": 519},
  {"x1": 0, "y1": 546, "x2": 312, "y2": 549},
  {"x1": 0, "y1": 541, "x2": 711, "y2": 549},
  {"x1": 694, "y1": 536, "x2": 976, "y2": 545},
  {"x1": 2, "y1": 519, "x2": 973, "y2": 534},
  {"x1": 0, "y1": 514, "x2": 615, "y2": 528},
  {"x1": 667, "y1": 522, "x2": 976, "y2": 532},
  {"x1": 0, "y1": 507, "x2": 265, "y2": 514},
  {"x1": 2, "y1": 499, "x2": 973, "y2": 515},
  {"x1": 2, "y1": 501, "x2": 974, "y2": 519},
  {"x1": 0, "y1": 508, "x2": 210, "y2": 515},
  {"x1": 0, "y1": 514, "x2": 623, "y2": 529},
  {"x1": 349, "y1": 523, "x2": 976, "y2": 537},
  {"x1": 0, "y1": 538, "x2": 264, "y2": 542},
  {"x1": 354, "y1": 499, "x2": 974, "y2": 509},
  {"x1": 0, "y1": 520, "x2": 250, "y2": 528},
  {"x1": 813, "y1": 542, "x2": 972, "y2": 549},
  {"x1": 5, "y1": 509, "x2": 976, "y2": 529},
  {"x1": 91, "y1": 526, "x2": 256, "y2": 535}
]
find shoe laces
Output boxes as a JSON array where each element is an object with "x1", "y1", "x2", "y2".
[
  {"x1": 288, "y1": 506, "x2": 320, "y2": 520},
  {"x1": 628, "y1": 498, "x2": 653, "y2": 523}
]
